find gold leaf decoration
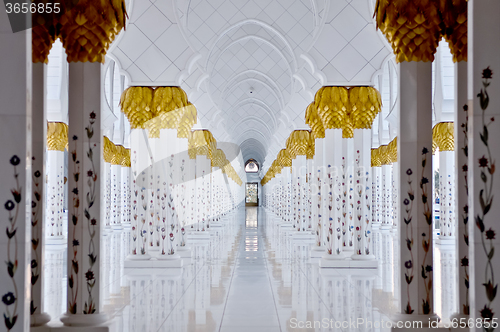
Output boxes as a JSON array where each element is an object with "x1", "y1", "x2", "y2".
[
  {"x1": 47, "y1": 122, "x2": 68, "y2": 151},
  {"x1": 120, "y1": 87, "x2": 197, "y2": 136},
  {"x1": 374, "y1": 0, "x2": 441, "y2": 62},
  {"x1": 440, "y1": 0, "x2": 467, "y2": 62},
  {"x1": 277, "y1": 149, "x2": 292, "y2": 168},
  {"x1": 379, "y1": 145, "x2": 391, "y2": 165},
  {"x1": 350, "y1": 87, "x2": 383, "y2": 130},
  {"x1": 188, "y1": 130, "x2": 216, "y2": 160},
  {"x1": 371, "y1": 148, "x2": 382, "y2": 167},
  {"x1": 103, "y1": 136, "x2": 131, "y2": 167},
  {"x1": 177, "y1": 104, "x2": 198, "y2": 138},
  {"x1": 310, "y1": 86, "x2": 382, "y2": 138},
  {"x1": 387, "y1": 137, "x2": 398, "y2": 163},
  {"x1": 120, "y1": 87, "x2": 154, "y2": 129},
  {"x1": 59, "y1": 0, "x2": 127, "y2": 63},
  {"x1": 305, "y1": 103, "x2": 325, "y2": 139},
  {"x1": 314, "y1": 86, "x2": 348, "y2": 130},
  {"x1": 433, "y1": 122, "x2": 454, "y2": 153},
  {"x1": 306, "y1": 135, "x2": 315, "y2": 159},
  {"x1": 32, "y1": 3, "x2": 60, "y2": 64},
  {"x1": 286, "y1": 130, "x2": 312, "y2": 159},
  {"x1": 103, "y1": 136, "x2": 115, "y2": 163}
]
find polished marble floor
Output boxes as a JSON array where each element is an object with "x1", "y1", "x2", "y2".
[{"x1": 43, "y1": 207, "x2": 457, "y2": 331}]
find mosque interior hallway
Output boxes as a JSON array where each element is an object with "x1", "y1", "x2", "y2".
[{"x1": 41, "y1": 207, "x2": 456, "y2": 332}]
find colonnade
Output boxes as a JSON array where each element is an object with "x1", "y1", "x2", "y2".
[{"x1": 260, "y1": 0, "x2": 500, "y2": 328}]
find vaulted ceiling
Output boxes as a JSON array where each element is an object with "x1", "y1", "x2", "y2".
[{"x1": 109, "y1": 0, "x2": 392, "y2": 171}]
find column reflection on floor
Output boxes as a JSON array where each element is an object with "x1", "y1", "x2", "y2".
[{"x1": 42, "y1": 206, "x2": 458, "y2": 331}]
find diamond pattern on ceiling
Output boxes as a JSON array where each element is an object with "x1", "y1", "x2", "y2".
[{"x1": 109, "y1": 0, "x2": 392, "y2": 168}]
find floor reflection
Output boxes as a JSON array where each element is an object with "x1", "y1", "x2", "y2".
[{"x1": 42, "y1": 207, "x2": 458, "y2": 331}]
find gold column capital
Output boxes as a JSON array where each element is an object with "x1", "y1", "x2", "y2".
[{"x1": 47, "y1": 122, "x2": 68, "y2": 151}]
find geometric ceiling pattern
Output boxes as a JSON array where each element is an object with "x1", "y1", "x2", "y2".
[{"x1": 109, "y1": 0, "x2": 392, "y2": 171}]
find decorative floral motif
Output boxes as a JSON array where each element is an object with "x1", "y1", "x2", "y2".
[
  {"x1": 460, "y1": 103, "x2": 470, "y2": 315},
  {"x1": 326, "y1": 166, "x2": 335, "y2": 254},
  {"x1": 31, "y1": 163, "x2": 42, "y2": 315},
  {"x1": 315, "y1": 169, "x2": 322, "y2": 247},
  {"x1": 403, "y1": 167, "x2": 415, "y2": 314},
  {"x1": 83, "y1": 111, "x2": 98, "y2": 315},
  {"x1": 420, "y1": 147, "x2": 433, "y2": 314},
  {"x1": 68, "y1": 135, "x2": 80, "y2": 315},
  {"x1": 3, "y1": 155, "x2": 21, "y2": 330},
  {"x1": 475, "y1": 67, "x2": 497, "y2": 325}
]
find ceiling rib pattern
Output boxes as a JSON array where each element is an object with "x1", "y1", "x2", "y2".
[{"x1": 110, "y1": 0, "x2": 392, "y2": 171}]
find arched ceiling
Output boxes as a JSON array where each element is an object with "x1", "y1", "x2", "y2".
[{"x1": 110, "y1": 0, "x2": 392, "y2": 173}]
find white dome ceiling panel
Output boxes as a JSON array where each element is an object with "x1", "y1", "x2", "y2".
[
  {"x1": 350, "y1": 25, "x2": 388, "y2": 62},
  {"x1": 330, "y1": 6, "x2": 367, "y2": 41},
  {"x1": 109, "y1": 0, "x2": 395, "y2": 173},
  {"x1": 312, "y1": 24, "x2": 348, "y2": 67},
  {"x1": 330, "y1": 44, "x2": 368, "y2": 81},
  {"x1": 134, "y1": 5, "x2": 173, "y2": 42},
  {"x1": 116, "y1": 25, "x2": 152, "y2": 62},
  {"x1": 156, "y1": 25, "x2": 192, "y2": 65},
  {"x1": 351, "y1": 62, "x2": 377, "y2": 83},
  {"x1": 134, "y1": 45, "x2": 173, "y2": 81}
]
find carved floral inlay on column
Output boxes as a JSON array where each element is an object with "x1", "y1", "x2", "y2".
[
  {"x1": 475, "y1": 67, "x2": 497, "y2": 324},
  {"x1": 83, "y1": 111, "x2": 98, "y2": 314},
  {"x1": 403, "y1": 167, "x2": 415, "y2": 314},
  {"x1": 68, "y1": 135, "x2": 80, "y2": 315},
  {"x1": 460, "y1": 103, "x2": 470, "y2": 315},
  {"x1": 3, "y1": 155, "x2": 22, "y2": 331},
  {"x1": 420, "y1": 147, "x2": 433, "y2": 315},
  {"x1": 31, "y1": 164, "x2": 42, "y2": 315}
]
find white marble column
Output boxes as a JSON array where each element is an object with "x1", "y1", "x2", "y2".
[
  {"x1": 195, "y1": 154, "x2": 210, "y2": 231},
  {"x1": 46, "y1": 148, "x2": 65, "y2": 241},
  {"x1": 372, "y1": 163, "x2": 382, "y2": 228},
  {"x1": 0, "y1": 11, "x2": 32, "y2": 331},
  {"x1": 343, "y1": 138, "x2": 355, "y2": 252},
  {"x1": 381, "y1": 162, "x2": 393, "y2": 230},
  {"x1": 321, "y1": 129, "x2": 344, "y2": 261},
  {"x1": 352, "y1": 129, "x2": 374, "y2": 260},
  {"x1": 31, "y1": 62, "x2": 51, "y2": 326},
  {"x1": 61, "y1": 62, "x2": 107, "y2": 325},
  {"x1": 397, "y1": 61, "x2": 436, "y2": 322},
  {"x1": 468, "y1": 0, "x2": 500, "y2": 326},
  {"x1": 292, "y1": 155, "x2": 306, "y2": 231},
  {"x1": 437, "y1": 150, "x2": 455, "y2": 244},
  {"x1": 104, "y1": 161, "x2": 111, "y2": 230},
  {"x1": 312, "y1": 139, "x2": 324, "y2": 250},
  {"x1": 452, "y1": 61, "x2": 469, "y2": 319},
  {"x1": 121, "y1": 165, "x2": 131, "y2": 227},
  {"x1": 111, "y1": 163, "x2": 122, "y2": 229},
  {"x1": 306, "y1": 158, "x2": 313, "y2": 230}
]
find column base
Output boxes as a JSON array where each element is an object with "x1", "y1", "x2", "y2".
[
  {"x1": 319, "y1": 253, "x2": 378, "y2": 269},
  {"x1": 124, "y1": 255, "x2": 183, "y2": 268},
  {"x1": 351, "y1": 253, "x2": 376, "y2": 261},
  {"x1": 60, "y1": 313, "x2": 109, "y2": 327},
  {"x1": 121, "y1": 222, "x2": 132, "y2": 229},
  {"x1": 46, "y1": 236, "x2": 67, "y2": 246},
  {"x1": 187, "y1": 231, "x2": 211, "y2": 241},
  {"x1": 380, "y1": 224, "x2": 393, "y2": 231},
  {"x1": 289, "y1": 232, "x2": 315, "y2": 241},
  {"x1": 435, "y1": 236, "x2": 456, "y2": 246},
  {"x1": 31, "y1": 312, "x2": 51, "y2": 326},
  {"x1": 176, "y1": 246, "x2": 193, "y2": 258},
  {"x1": 126, "y1": 253, "x2": 151, "y2": 260},
  {"x1": 310, "y1": 246, "x2": 326, "y2": 258}
]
